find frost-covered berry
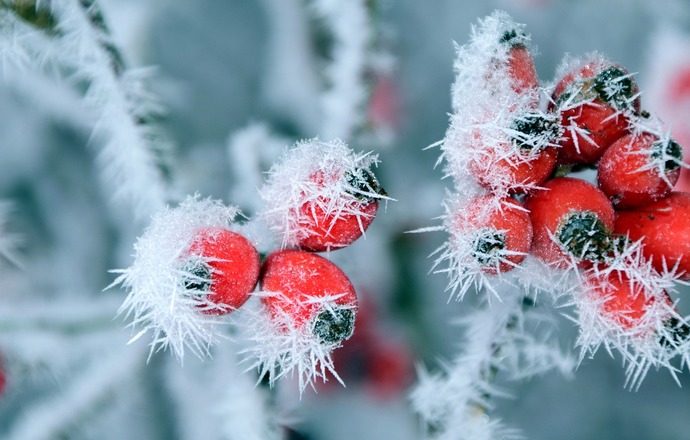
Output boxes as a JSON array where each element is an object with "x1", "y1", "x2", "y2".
[
  {"x1": 242, "y1": 249, "x2": 358, "y2": 392},
  {"x1": 260, "y1": 138, "x2": 387, "y2": 252},
  {"x1": 614, "y1": 192, "x2": 690, "y2": 280},
  {"x1": 585, "y1": 270, "x2": 672, "y2": 331},
  {"x1": 111, "y1": 196, "x2": 253, "y2": 359},
  {"x1": 453, "y1": 195, "x2": 532, "y2": 274},
  {"x1": 525, "y1": 177, "x2": 615, "y2": 267},
  {"x1": 598, "y1": 132, "x2": 683, "y2": 208},
  {"x1": 552, "y1": 54, "x2": 640, "y2": 165},
  {"x1": 499, "y1": 28, "x2": 539, "y2": 94},
  {"x1": 260, "y1": 250, "x2": 357, "y2": 343},
  {"x1": 297, "y1": 168, "x2": 384, "y2": 252},
  {"x1": 468, "y1": 111, "x2": 561, "y2": 193},
  {"x1": 430, "y1": 194, "x2": 532, "y2": 301},
  {"x1": 183, "y1": 227, "x2": 260, "y2": 315}
]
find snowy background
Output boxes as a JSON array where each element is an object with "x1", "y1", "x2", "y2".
[{"x1": 1, "y1": 0, "x2": 690, "y2": 439}]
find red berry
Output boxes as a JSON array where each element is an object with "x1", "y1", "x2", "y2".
[
  {"x1": 525, "y1": 177, "x2": 615, "y2": 267},
  {"x1": 499, "y1": 29, "x2": 539, "y2": 94},
  {"x1": 614, "y1": 192, "x2": 690, "y2": 280},
  {"x1": 586, "y1": 270, "x2": 672, "y2": 330},
  {"x1": 468, "y1": 112, "x2": 560, "y2": 192},
  {"x1": 260, "y1": 250, "x2": 357, "y2": 344},
  {"x1": 184, "y1": 228, "x2": 260, "y2": 314},
  {"x1": 553, "y1": 57, "x2": 640, "y2": 165},
  {"x1": 297, "y1": 169, "x2": 383, "y2": 252},
  {"x1": 598, "y1": 132, "x2": 682, "y2": 208},
  {"x1": 453, "y1": 195, "x2": 532, "y2": 273},
  {"x1": 507, "y1": 44, "x2": 539, "y2": 94},
  {"x1": 0, "y1": 360, "x2": 5, "y2": 396}
]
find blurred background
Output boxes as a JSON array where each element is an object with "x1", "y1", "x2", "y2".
[{"x1": 1, "y1": 0, "x2": 690, "y2": 439}]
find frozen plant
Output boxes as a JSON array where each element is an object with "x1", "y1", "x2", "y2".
[{"x1": 415, "y1": 10, "x2": 690, "y2": 439}]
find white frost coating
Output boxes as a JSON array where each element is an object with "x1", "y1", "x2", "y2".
[
  {"x1": 3, "y1": 1, "x2": 168, "y2": 218},
  {"x1": 6, "y1": 343, "x2": 143, "y2": 440},
  {"x1": 111, "y1": 195, "x2": 247, "y2": 361},
  {"x1": 259, "y1": 138, "x2": 387, "y2": 249},
  {"x1": 239, "y1": 293, "x2": 355, "y2": 395},
  {"x1": 312, "y1": 0, "x2": 371, "y2": 141}
]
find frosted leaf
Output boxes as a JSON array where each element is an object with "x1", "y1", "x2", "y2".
[
  {"x1": 110, "y1": 195, "x2": 250, "y2": 361},
  {"x1": 259, "y1": 138, "x2": 388, "y2": 249},
  {"x1": 239, "y1": 291, "x2": 356, "y2": 396}
]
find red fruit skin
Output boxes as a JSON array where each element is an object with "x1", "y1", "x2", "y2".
[
  {"x1": 469, "y1": 145, "x2": 558, "y2": 193},
  {"x1": 260, "y1": 250, "x2": 357, "y2": 329},
  {"x1": 598, "y1": 133, "x2": 680, "y2": 209},
  {"x1": 586, "y1": 271, "x2": 672, "y2": 330},
  {"x1": 614, "y1": 192, "x2": 690, "y2": 280},
  {"x1": 524, "y1": 177, "x2": 615, "y2": 267},
  {"x1": 188, "y1": 228, "x2": 260, "y2": 314},
  {"x1": 457, "y1": 196, "x2": 533, "y2": 273},
  {"x1": 297, "y1": 200, "x2": 378, "y2": 252},
  {"x1": 508, "y1": 45, "x2": 539, "y2": 94},
  {"x1": 556, "y1": 103, "x2": 630, "y2": 165},
  {"x1": 552, "y1": 59, "x2": 639, "y2": 165},
  {"x1": 0, "y1": 363, "x2": 5, "y2": 396}
]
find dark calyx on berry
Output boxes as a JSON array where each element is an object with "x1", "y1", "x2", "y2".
[
  {"x1": 511, "y1": 112, "x2": 561, "y2": 155},
  {"x1": 471, "y1": 228, "x2": 507, "y2": 266},
  {"x1": 345, "y1": 167, "x2": 386, "y2": 201},
  {"x1": 182, "y1": 259, "x2": 212, "y2": 293},
  {"x1": 312, "y1": 307, "x2": 355, "y2": 344},
  {"x1": 651, "y1": 139, "x2": 683, "y2": 172},
  {"x1": 591, "y1": 66, "x2": 636, "y2": 111},
  {"x1": 557, "y1": 211, "x2": 612, "y2": 261},
  {"x1": 499, "y1": 29, "x2": 528, "y2": 47},
  {"x1": 659, "y1": 317, "x2": 690, "y2": 348}
]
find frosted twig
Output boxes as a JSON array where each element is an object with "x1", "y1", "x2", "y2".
[
  {"x1": 5, "y1": 342, "x2": 144, "y2": 440},
  {"x1": 1, "y1": 0, "x2": 169, "y2": 218},
  {"x1": 311, "y1": 0, "x2": 372, "y2": 141}
]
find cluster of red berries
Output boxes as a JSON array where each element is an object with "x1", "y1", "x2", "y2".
[
  {"x1": 181, "y1": 144, "x2": 385, "y2": 353},
  {"x1": 449, "y1": 21, "x2": 688, "y2": 335}
]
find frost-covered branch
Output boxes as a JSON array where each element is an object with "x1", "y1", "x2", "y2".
[
  {"x1": 411, "y1": 286, "x2": 573, "y2": 440},
  {"x1": 0, "y1": 0, "x2": 169, "y2": 218},
  {"x1": 311, "y1": 0, "x2": 372, "y2": 141},
  {"x1": 5, "y1": 342, "x2": 144, "y2": 440}
]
